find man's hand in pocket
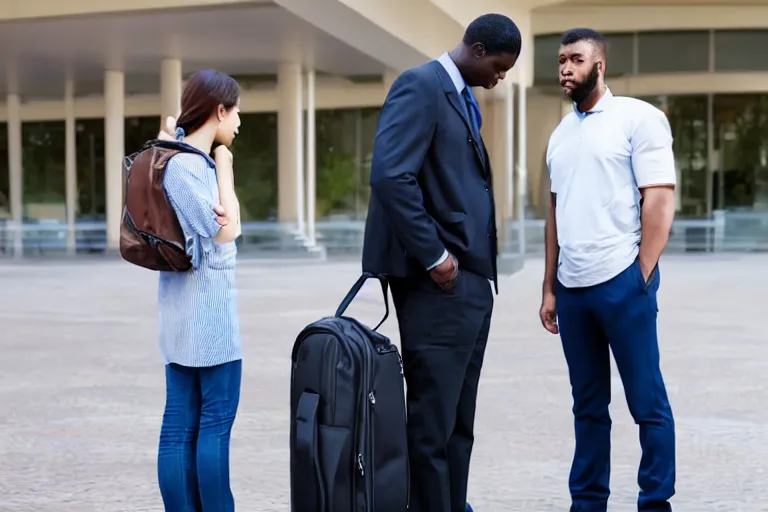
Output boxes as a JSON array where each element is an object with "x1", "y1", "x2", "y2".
[{"x1": 430, "y1": 253, "x2": 459, "y2": 291}]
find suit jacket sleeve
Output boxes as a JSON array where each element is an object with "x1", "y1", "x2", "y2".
[{"x1": 369, "y1": 70, "x2": 445, "y2": 269}]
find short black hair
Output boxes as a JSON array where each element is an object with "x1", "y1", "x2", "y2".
[
  {"x1": 560, "y1": 28, "x2": 607, "y2": 58},
  {"x1": 463, "y1": 13, "x2": 522, "y2": 57}
]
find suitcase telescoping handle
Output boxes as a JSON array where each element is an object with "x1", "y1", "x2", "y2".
[{"x1": 334, "y1": 272, "x2": 390, "y2": 331}]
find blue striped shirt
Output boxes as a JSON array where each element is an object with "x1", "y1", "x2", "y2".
[{"x1": 157, "y1": 146, "x2": 241, "y2": 367}]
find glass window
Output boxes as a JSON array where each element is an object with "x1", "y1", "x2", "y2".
[
  {"x1": 534, "y1": 34, "x2": 561, "y2": 86},
  {"x1": 231, "y1": 112, "x2": 278, "y2": 221},
  {"x1": 713, "y1": 94, "x2": 768, "y2": 211},
  {"x1": 315, "y1": 107, "x2": 380, "y2": 220},
  {"x1": 604, "y1": 33, "x2": 635, "y2": 78},
  {"x1": 125, "y1": 116, "x2": 161, "y2": 155},
  {"x1": 667, "y1": 95, "x2": 710, "y2": 217},
  {"x1": 75, "y1": 119, "x2": 105, "y2": 220},
  {"x1": 638, "y1": 31, "x2": 710, "y2": 73},
  {"x1": 22, "y1": 122, "x2": 66, "y2": 220},
  {"x1": 0, "y1": 123, "x2": 8, "y2": 218},
  {"x1": 355, "y1": 107, "x2": 381, "y2": 219},
  {"x1": 714, "y1": 30, "x2": 768, "y2": 72},
  {"x1": 639, "y1": 95, "x2": 709, "y2": 217}
]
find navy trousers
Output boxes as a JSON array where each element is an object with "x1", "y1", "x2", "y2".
[
  {"x1": 556, "y1": 258, "x2": 675, "y2": 512},
  {"x1": 389, "y1": 270, "x2": 494, "y2": 512}
]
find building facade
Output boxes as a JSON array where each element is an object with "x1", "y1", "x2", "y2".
[{"x1": 1, "y1": 0, "x2": 766, "y2": 257}]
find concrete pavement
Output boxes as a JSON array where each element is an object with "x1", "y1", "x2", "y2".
[{"x1": 0, "y1": 254, "x2": 765, "y2": 511}]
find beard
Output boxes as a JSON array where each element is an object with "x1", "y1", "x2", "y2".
[{"x1": 567, "y1": 62, "x2": 600, "y2": 106}]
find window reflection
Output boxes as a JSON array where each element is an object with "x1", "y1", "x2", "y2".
[
  {"x1": 22, "y1": 121, "x2": 66, "y2": 221},
  {"x1": 75, "y1": 119, "x2": 105, "y2": 220},
  {"x1": 714, "y1": 30, "x2": 768, "y2": 72},
  {"x1": 125, "y1": 116, "x2": 160, "y2": 155},
  {"x1": 637, "y1": 31, "x2": 710, "y2": 74},
  {"x1": 713, "y1": 94, "x2": 768, "y2": 211},
  {"x1": 638, "y1": 95, "x2": 709, "y2": 217},
  {"x1": 123, "y1": 113, "x2": 283, "y2": 222},
  {"x1": 315, "y1": 107, "x2": 379, "y2": 220},
  {"x1": 230, "y1": 112, "x2": 278, "y2": 221}
]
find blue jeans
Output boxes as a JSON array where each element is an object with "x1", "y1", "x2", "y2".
[
  {"x1": 157, "y1": 359, "x2": 242, "y2": 511},
  {"x1": 556, "y1": 259, "x2": 675, "y2": 512}
]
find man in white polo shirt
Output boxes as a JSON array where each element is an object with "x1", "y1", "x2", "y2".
[{"x1": 539, "y1": 28, "x2": 677, "y2": 512}]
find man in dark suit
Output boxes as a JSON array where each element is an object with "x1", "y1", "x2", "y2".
[{"x1": 362, "y1": 14, "x2": 522, "y2": 512}]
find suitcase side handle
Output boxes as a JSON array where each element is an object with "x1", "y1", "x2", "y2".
[
  {"x1": 334, "y1": 272, "x2": 389, "y2": 331},
  {"x1": 294, "y1": 391, "x2": 327, "y2": 511}
]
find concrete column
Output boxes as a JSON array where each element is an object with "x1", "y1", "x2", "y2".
[
  {"x1": 305, "y1": 68, "x2": 316, "y2": 246},
  {"x1": 526, "y1": 92, "x2": 564, "y2": 217},
  {"x1": 516, "y1": 79, "x2": 528, "y2": 256},
  {"x1": 505, "y1": 83, "x2": 516, "y2": 222},
  {"x1": 104, "y1": 70, "x2": 125, "y2": 251},
  {"x1": 6, "y1": 92, "x2": 22, "y2": 257},
  {"x1": 481, "y1": 82, "x2": 514, "y2": 250},
  {"x1": 160, "y1": 58, "x2": 182, "y2": 122},
  {"x1": 277, "y1": 62, "x2": 305, "y2": 234},
  {"x1": 64, "y1": 73, "x2": 77, "y2": 255}
]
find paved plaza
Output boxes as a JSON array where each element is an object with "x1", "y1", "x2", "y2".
[{"x1": 0, "y1": 254, "x2": 766, "y2": 511}]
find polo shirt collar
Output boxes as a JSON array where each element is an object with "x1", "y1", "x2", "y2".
[{"x1": 573, "y1": 87, "x2": 613, "y2": 119}]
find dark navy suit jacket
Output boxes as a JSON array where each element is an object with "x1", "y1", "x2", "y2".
[{"x1": 362, "y1": 60, "x2": 498, "y2": 292}]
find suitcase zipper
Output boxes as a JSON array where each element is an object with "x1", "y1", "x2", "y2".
[
  {"x1": 357, "y1": 454, "x2": 365, "y2": 476},
  {"x1": 376, "y1": 344, "x2": 404, "y2": 375},
  {"x1": 363, "y1": 338, "x2": 375, "y2": 510},
  {"x1": 376, "y1": 344, "x2": 410, "y2": 509},
  {"x1": 398, "y1": 359, "x2": 410, "y2": 510}
]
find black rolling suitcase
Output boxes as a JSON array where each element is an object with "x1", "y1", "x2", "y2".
[{"x1": 290, "y1": 272, "x2": 410, "y2": 512}]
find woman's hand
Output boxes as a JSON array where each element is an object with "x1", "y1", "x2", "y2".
[
  {"x1": 212, "y1": 145, "x2": 240, "y2": 244},
  {"x1": 214, "y1": 145, "x2": 235, "y2": 195},
  {"x1": 157, "y1": 116, "x2": 177, "y2": 141},
  {"x1": 213, "y1": 145, "x2": 233, "y2": 165}
]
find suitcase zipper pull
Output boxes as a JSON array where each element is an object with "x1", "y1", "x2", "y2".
[
  {"x1": 357, "y1": 454, "x2": 365, "y2": 476},
  {"x1": 368, "y1": 391, "x2": 376, "y2": 406}
]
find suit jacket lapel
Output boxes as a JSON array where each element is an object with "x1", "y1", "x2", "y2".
[{"x1": 431, "y1": 62, "x2": 487, "y2": 173}]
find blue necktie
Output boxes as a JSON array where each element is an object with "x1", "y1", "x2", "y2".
[{"x1": 462, "y1": 88, "x2": 482, "y2": 139}]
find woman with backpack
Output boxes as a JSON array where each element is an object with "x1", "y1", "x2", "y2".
[{"x1": 154, "y1": 69, "x2": 243, "y2": 511}]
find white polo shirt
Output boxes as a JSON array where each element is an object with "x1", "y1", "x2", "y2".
[{"x1": 546, "y1": 88, "x2": 676, "y2": 288}]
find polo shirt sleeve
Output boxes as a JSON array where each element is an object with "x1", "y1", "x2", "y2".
[
  {"x1": 164, "y1": 155, "x2": 222, "y2": 239},
  {"x1": 631, "y1": 107, "x2": 677, "y2": 188}
]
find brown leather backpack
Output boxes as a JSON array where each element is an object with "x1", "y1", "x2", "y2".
[{"x1": 119, "y1": 139, "x2": 206, "y2": 272}]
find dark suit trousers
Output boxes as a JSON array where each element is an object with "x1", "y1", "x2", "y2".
[
  {"x1": 556, "y1": 259, "x2": 675, "y2": 512},
  {"x1": 389, "y1": 269, "x2": 494, "y2": 512}
]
